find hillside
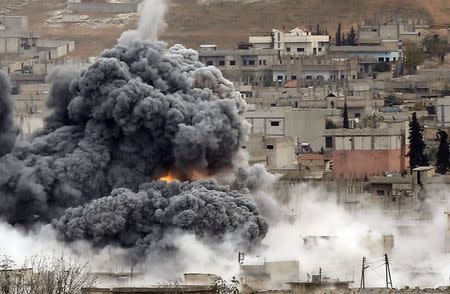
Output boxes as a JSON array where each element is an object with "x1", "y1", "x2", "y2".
[{"x1": 2, "y1": 0, "x2": 449, "y2": 57}]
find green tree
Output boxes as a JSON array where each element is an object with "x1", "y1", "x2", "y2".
[
  {"x1": 435, "y1": 129, "x2": 449, "y2": 174},
  {"x1": 373, "y1": 62, "x2": 391, "y2": 72},
  {"x1": 343, "y1": 102, "x2": 349, "y2": 129},
  {"x1": 335, "y1": 23, "x2": 342, "y2": 46},
  {"x1": 443, "y1": 83, "x2": 450, "y2": 97},
  {"x1": 346, "y1": 26, "x2": 357, "y2": 46},
  {"x1": 384, "y1": 95, "x2": 401, "y2": 107},
  {"x1": 422, "y1": 34, "x2": 446, "y2": 62},
  {"x1": 404, "y1": 42, "x2": 425, "y2": 74},
  {"x1": 408, "y1": 112, "x2": 428, "y2": 172}
]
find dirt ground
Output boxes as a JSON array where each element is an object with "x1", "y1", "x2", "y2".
[{"x1": 1, "y1": 0, "x2": 449, "y2": 58}]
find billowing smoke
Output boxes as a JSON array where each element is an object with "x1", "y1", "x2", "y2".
[
  {"x1": 0, "y1": 70, "x2": 17, "y2": 156},
  {"x1": 0, "y1": 2, "x2": 268, "y2": 259},
  {"x1": 54, "y1": 180, "x2": 267, "y2": 262}
]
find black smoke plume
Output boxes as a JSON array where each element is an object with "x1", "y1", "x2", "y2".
[
  {"x1": 0, "y1": 71, "x2": 17, "y2": 157},
  {"x1": 0, "y1": 40, "x2": 268, "y2": 257},
  {"x1": 54, "y1": 180, "x2": 268, "y2": 261}
]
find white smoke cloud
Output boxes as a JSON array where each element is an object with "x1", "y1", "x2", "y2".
[{"x1": 118, "y1": 0, "x2": 168, "y2": 46}]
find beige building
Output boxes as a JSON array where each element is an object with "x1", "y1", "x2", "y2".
[{"x1": 240, "y1": 260, "x2": 300, "y2": 292}]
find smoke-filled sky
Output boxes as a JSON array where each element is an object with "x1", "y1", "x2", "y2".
[
  {"x1": 0, "y1": 0, "x2": 269, "y2": 263},
  {"x1": 0, "y1": 0, "x2": 448, "y2": 288}
]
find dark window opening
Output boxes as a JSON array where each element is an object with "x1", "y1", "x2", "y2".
[
  {"x1": 355, "y1": 113, "x2": 361, "y2": 118},
  {"x1": 291, "y1": 75, "x2": 297, "y2": 80},
  {"x1": 277, "y1": 75, "x2": 283, "y2": 80},
  {"x1": 206, "y1": 60, "x2": 214, "y2": 66},
  {"x1": 266, "y1": 145, "x2": 274, "y2": 150},
  {"x1": 218, "y1": 60, "x2": 225, "y2": 66},
  {"x1": 230, "y1": 60, "x2": 236, "y2": 65},
  {"x1": 297, "y1": 48, "x2": 305, "y2": 52},
  {"x1": 270, "y1": 121, "x2": 280, "y2": 127},
  {"x1": 378, "y1": 57, "x2": 384, "y2": 62},
  {"x1": 377, "y1": 190, "x2": 385, "y2": 196},
  {"x1": 248, "y1": 60, "x2": 255, "y2": 66},
  {"x1": 325, "y1": 136, "x2": 333, "y2": 148},
  {"x1": 287, "y1": 47, "x2": 291, "y2": 52}
]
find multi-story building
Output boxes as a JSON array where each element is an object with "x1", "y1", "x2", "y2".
[
  {"x1": 198, "y1": 48, "x2": 360, "y2": 86},
  {"x1": 324, "y1": 126, "x2": 409, "y2": 179},
  {"x1": 0, "y1": 16, "x2": 75, "y2": 73},
  {"x1": 249, "y1": 27, "x2": 330, "y2": 56},
  {"x1": 329, "y1": 44, "x2": 401, "y2": 63},
  {"x1": 245, "y1": 106, "x2": 339, "y2": 151}
]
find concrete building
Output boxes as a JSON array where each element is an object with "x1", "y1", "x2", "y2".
[
  {"x1": 358, "y1": 19, "x2": 428, "y2": 45},
  {"x1": 243, "y1": 134, "x2": 296, "y2": 170},
  {"x1": 198, "y1": 48, "x2": 360, "y2": 86},
  {"x1": 245, "y1": 107, "x2": 334, "y2": 151},
  {"x1": 324, "y1": 127, "x2": 409, "y2": 179},
  {"x1": 329, "y1": 45, "x2": 401, "y2": 63},
  {"x1": 0, "y1": 16, "x2": 75, "y2": 73},
  {"x1": 239, "y1": 260, "x2": 300, "y2": 292},
  {"x1": 436, "y1": 96, "x2": 450, "y2": 127},
  {"x1": 288, "y1": 281, "x2": 350, "y2": 294},
  {"x1": 249, "y1": 28, "x2": 330, "y2": 56}
]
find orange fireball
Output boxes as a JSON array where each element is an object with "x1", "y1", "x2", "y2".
[{"x1": 159, "y1": 172, "x2": 176, "y2": 183}]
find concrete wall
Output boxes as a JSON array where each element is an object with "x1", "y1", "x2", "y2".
[
  {"x1": 332, "y1": 148, "x2": 408, "y2": 179},
  {"x1": 67, "y1": 2, "x2": 138, "y2": 13}
]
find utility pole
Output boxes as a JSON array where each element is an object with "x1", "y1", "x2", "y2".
[
  {"x1": 319, "y1": 267, "x2": 322, "y2": 283},
  {"x1": 384, "y1": 253, "x2": 393, "y2": 289},
  {"x1": 359, "y1": 257, "x2": 369, "y2": 291}
]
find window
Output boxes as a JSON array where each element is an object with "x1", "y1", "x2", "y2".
[
  {"x1": 259, "y1": 60, "x2": 262, "y2": 66},
  {"x1": 270, "y1": 121, "x2": 280, "y2": 126},
  {"x1": 318, "y1": 47, "x2": 322, "y2": 51},
  {"x1": 287, "y1": 47, "x2": 291, "y2": 52},
  {"x1": 277, "y1": 75, "x2": 283, "y2": 80},
  {"x1": 393, "y1": 57, "x2": 396, "y2": 62},
  {"x1": 291, "y1": 75, "x2": 297, "y2": 80},
  {"x1": 377, "y1": 190, "x2": 385, "y2": 196},
  {"x1": 263, "y1": 60, "x2": 266, "y2": 65},
  {"x1": 270, "y1": 103, "x2": 277, "y2": 107},
  {"x1": 378, "y1": 57, "x2": 384, "y2": 62},
  {"x1": 355, "y1": 113, "x2": 361, "y2": 118},
  {"x1": 297, "y1": 48, "x2": 305, "y2": 52},
  {"x1": 206, "y1": 61, "x2": 214, "y2": 66},
  {"x1": 218, "y1": 60, "x2": 225, "y2": 66},
  {"x1": 266, "y1": 145, "x2": 274, "y2": 150},
  {"x1": 306, "y1": 75, "x2": 312, "y2": 80},
  {"x1": 325, "y1": 136, "x2": 333, "y2": 148},
  {"x1": 385, "y1": 57, "x2": 390, "y2": 62},
  {"x1": 248, "y1": 60, "x2": 255, "y2": 66},
  {"x1": 340, "y1": 75, "x2": 345, "y2": 79},
  {"x1": 230, "y1": 60, "x2": 236, "y2": 66},
  {"x1": 353, "y1": 75, "x2": 356, "y2": 79}
]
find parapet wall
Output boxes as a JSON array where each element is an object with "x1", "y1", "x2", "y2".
[{"x1": 67, "y1": 2, "x2": 138, "y2": 13}]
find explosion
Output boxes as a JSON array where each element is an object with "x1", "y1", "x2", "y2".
[
  {"x1": 159, "y1": 171, "x2": 176, "y2": 183},
  {"x1": 0, "y1": 1, "x2": 269, "y2": 262}
]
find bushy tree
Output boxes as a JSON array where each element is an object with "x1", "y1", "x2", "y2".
[
  {"x1": 384, "y1": 95, "x2": 402, "y2": 107},
  {"x1": 373, "y1": 62, "x2": 391, "y2": 73},
  {"x1": 404, "y1": 43, "x2": 425, "y2": 74},
  {"x1": 422, "y1": 34, "x2": 446, "y2": 62},
  {"x1": 0, "y1": 254, "x2": 95, "y2": 294},
  {"x1": 408, "y1": 112, "x2": 428, "y2": 172},
  {"x1": 435, "y1": 129, "x2": 449, "y2": 174}
]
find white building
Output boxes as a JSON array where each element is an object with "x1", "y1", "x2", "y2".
[
  {"x1": 436, "y1": 96, "x2": 450, "y2": 127},
  {"x1": 249, "y1": 28, "x2": 330, "y2": 56}
]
